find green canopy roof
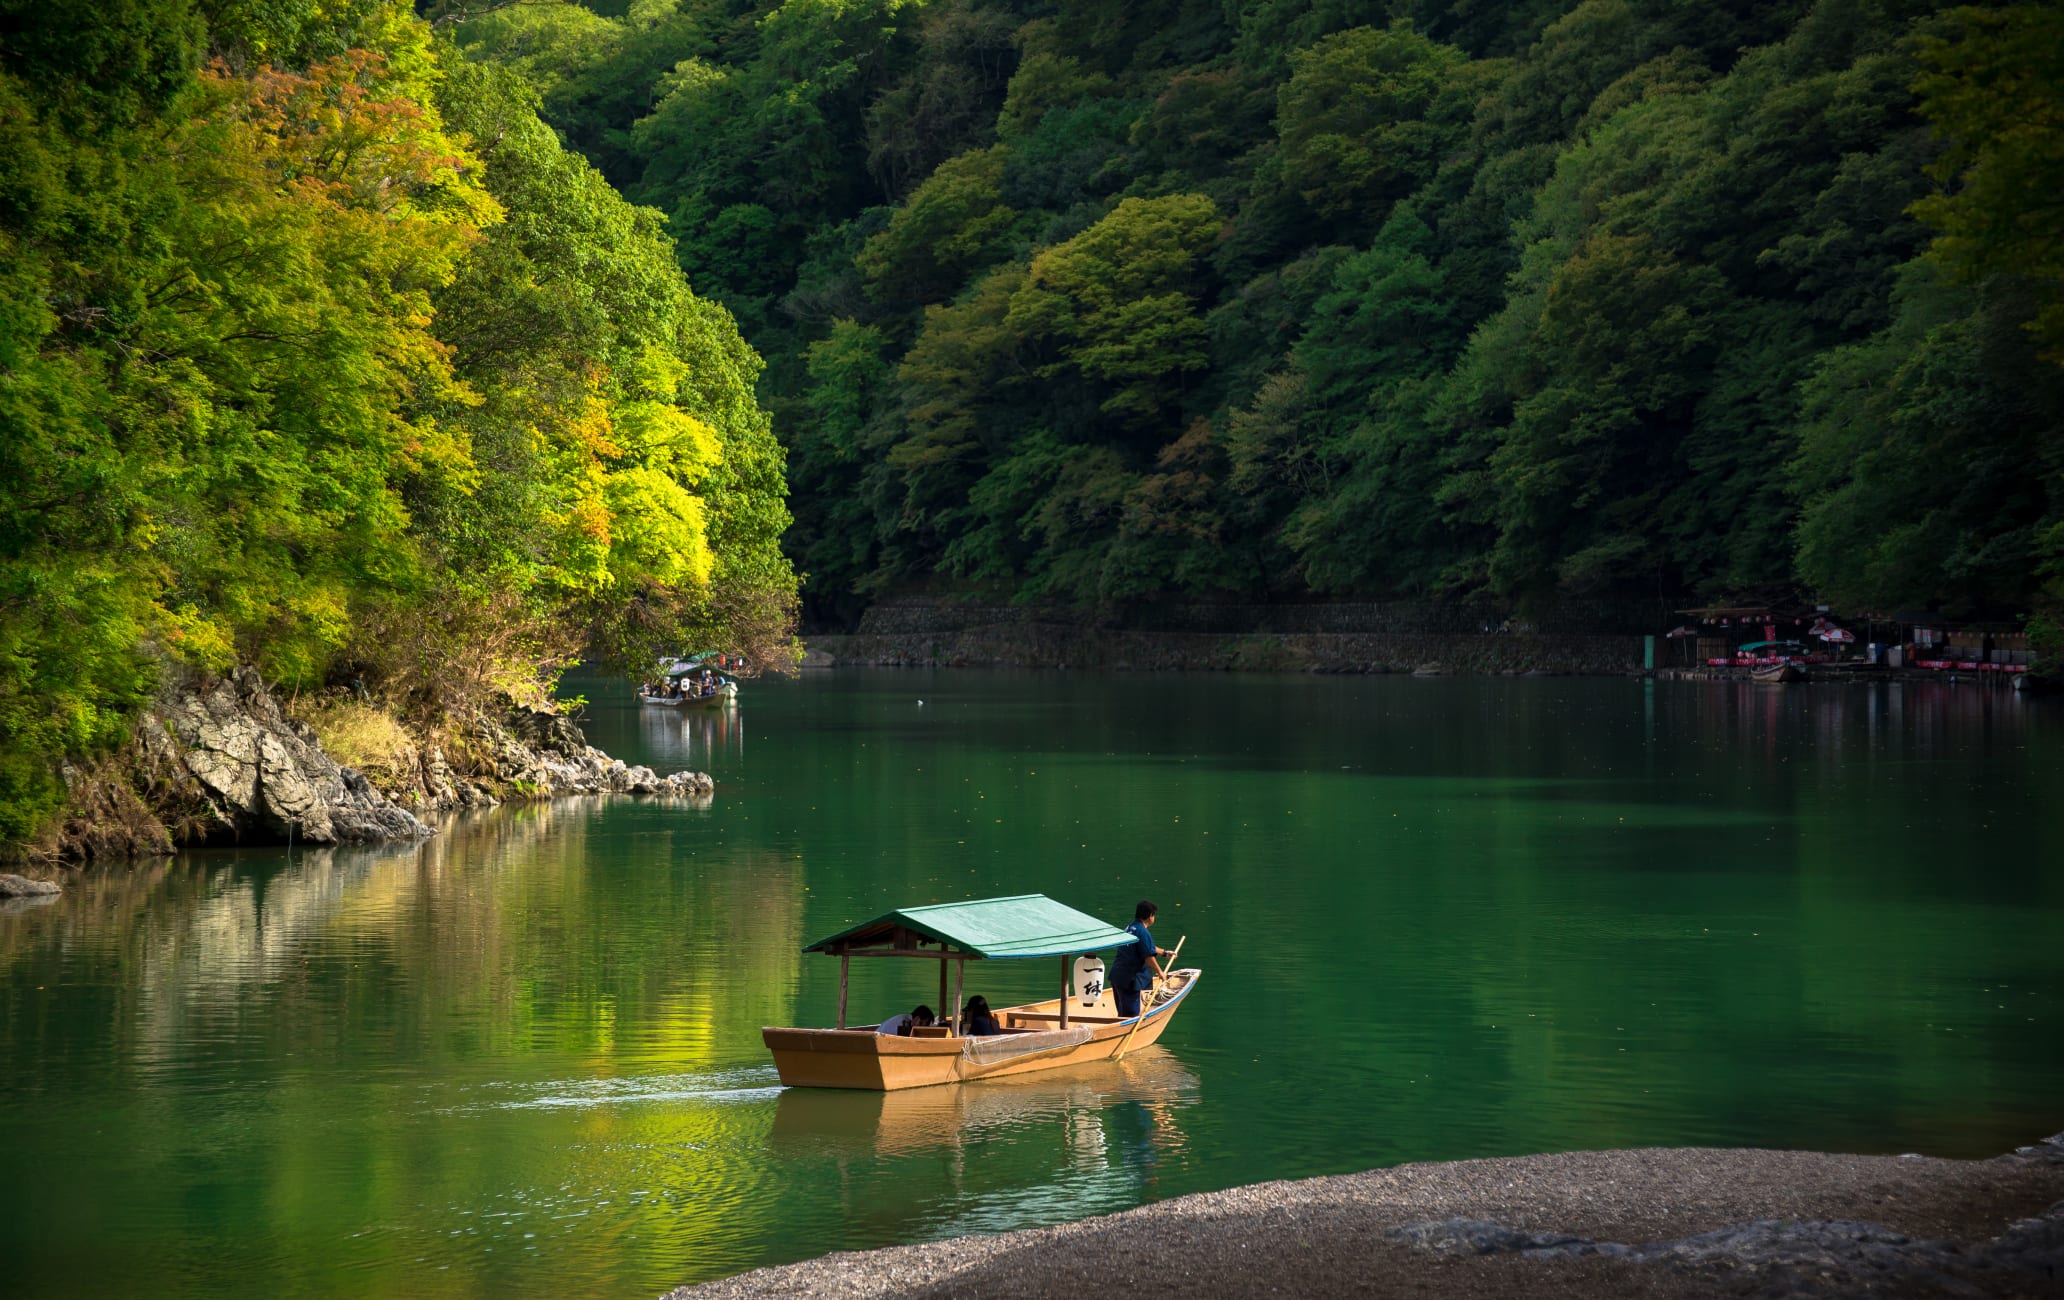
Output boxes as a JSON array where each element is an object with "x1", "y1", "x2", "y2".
[{"x1": 803, "y1": 894, "x2": 1137, "y2": 960}]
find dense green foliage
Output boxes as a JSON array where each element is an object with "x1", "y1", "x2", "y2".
[
  {"x1": 0, "y1": 0, "x2": 797, "y2": 841},
  {"x1": 455, "y1": 0, "x2": 2062, "y2": 625},
  {"x1": 8, "y1": 0, "x2": 2061, "y2": 843}
]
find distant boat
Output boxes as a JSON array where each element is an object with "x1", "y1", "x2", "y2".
[
  {"x1": 1753, "y1": 663, "x2": 1805, "y2": 684},
  {"x1": 643, "y1": 651, "x2": 739, "y2": 706},
  {"x1": 639, "y1": 687, "x2": 731, "y2": 708},
  {"x1": 764, "y1": 894, "x2": 1201, "y2": 1091}
]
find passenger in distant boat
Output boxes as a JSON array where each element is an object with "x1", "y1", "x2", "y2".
[
  {"x1": 960, "y1": 995, "x2": 1000, "y2": 1036},
  {"x1": 877, "y1": 1005, "x2": 934, "y2": 1036},
  {"x1": 1108, "y1": 899, "x2": 1175, "y2": 1019}
]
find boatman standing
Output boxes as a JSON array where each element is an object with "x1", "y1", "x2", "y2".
[{"x1": 1109, "y1": 899, "x2": 1175, "y2": 1019}]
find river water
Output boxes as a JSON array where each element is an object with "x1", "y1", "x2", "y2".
[{"x1": 2, "y1": 671, "x2": 2059, "y2": 1297}]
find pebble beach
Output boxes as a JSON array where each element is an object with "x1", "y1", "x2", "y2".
[{"x1": 668, "y1": 1134, "x2": 2064, "y2": 1298}]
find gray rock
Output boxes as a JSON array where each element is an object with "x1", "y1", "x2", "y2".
[
  {"x1": 62, "y1": 662, "x2": 714, "y2": 859},
  {"x1": 1385, "y1": 1200, "x2": 2064, "y2": 1297},
  {"x1": 502, "y1": 705, "x2": 588, "y2": 758},
  {"x1": 256, "y1": 728, "x2": 333, "y2": 839},
  {"x1": 2006, "y1": 1133, "x2": 2064, "y2": 1168},
  {"x1": 155, "y1": 667, "x2": 432, "y2": 847},
  {"x1": 0, "y1": 873, "x2": 61, "y2": 898},
  {"x1": 1988, "y1": 1199, "x2": 2064, "y2": 1278},
  {"x1": 1386, "y1": 1218, "x2": 1628, "y2": 1258},
  {"x1": 380, "y1": 702, "x2": 715, "y2": 814},
  {"x1": 1632, "y1": 1218, "x2": 1972, "y2": 1295}
]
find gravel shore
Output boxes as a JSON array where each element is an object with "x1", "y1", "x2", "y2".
[{"x1": 667, "y1": 1133, "x2": 2064, "y2": 1298}]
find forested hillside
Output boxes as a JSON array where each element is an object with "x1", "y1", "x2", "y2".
[
  {"x1": 0, "y1": 0, "x2": 797, "y2": 841},
  {"x1": 453, "y1": 0, "x2": 2062, "y2": 626}
]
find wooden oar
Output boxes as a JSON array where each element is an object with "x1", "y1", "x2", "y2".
[{"x1": 1115, "y1": 935, "x2": 1184, "y2": 1062}]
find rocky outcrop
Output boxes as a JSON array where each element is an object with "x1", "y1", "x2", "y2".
[
  {"x1": 1380, "y1": 1134, "x2": 2064, "y2": 1294},
  {"x1": 385, "y1": 703, "x2": 714, "y2": 811},
  {"x1": 0, "y1": 874, "x2": 60, "y2": 897},
  {"x1": 1385, "y1": 1199, "x2": 2064, "y2": 1295},
  {"x1": 41, "y1": 666, "x2": 713, "y2": 861},
  {"x1": 148, "y1": 667, "x2": 432, "y2": 845}
]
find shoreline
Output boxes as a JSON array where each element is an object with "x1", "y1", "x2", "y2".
[
  {"x1": 802, "y1": 628, "x2": 1643, "y2": 676},
  {"x1": 800, "y1": 597, "x2": 2044, "y2": 683},
  {"x1": 23, "y1": 665, "x2": 712, "y2": 864},
  {"x1": 804, "y1": 633, "x2": 2039, "y2": 688},
  {"x1": 668, "y1": 1133, "x2": 2064, "y2": 1298}
]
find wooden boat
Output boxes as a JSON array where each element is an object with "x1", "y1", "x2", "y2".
[
  {"x1": 763, "y1": 894, "x2": 1201, "y2": 1091},
  {"x1": 639, "y1": 687, "x2": 732, "y2": 708},
  {"x1": 1753, "y1": 663, "x2": 1805, "y2": 683},
  {"x1": 642, "y1": 651, "x2": 741, "y2": 707}
]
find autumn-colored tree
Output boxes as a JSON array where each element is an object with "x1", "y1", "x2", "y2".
[
  {"x1": 0, "y1": 2, "x2": 799, "y2": 847},
  {"x1": 444, "y1": 0, "x2": 2059, "y2": 626}
]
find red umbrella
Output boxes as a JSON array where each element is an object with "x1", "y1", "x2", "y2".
[{"x1": 1818, "y1": 627, "x2": 1855, "y2": 643}]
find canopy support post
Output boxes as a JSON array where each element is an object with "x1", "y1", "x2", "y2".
[
  {"x1": 836, "y1": 953, "x2": 849, "y2": 1030},
  {"x1": 952, "y1": 957, "x2": 965, "y2": 1035},
  {"x1": 1059, "y1": 955, "x2": 1069, "y2": 1029},
  {"x1": 938, "y1": 954, "x2": 948, "y2": 1029}
]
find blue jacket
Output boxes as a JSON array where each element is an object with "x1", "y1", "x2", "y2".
[{"x1": 1109, "y1": 920, "x2": 1157, "y2": 991}]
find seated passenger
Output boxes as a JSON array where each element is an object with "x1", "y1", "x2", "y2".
[
  {"x1": 961, "y1": 995, "x2": 1000, "y2": 1036},
  {"x1": 876, "y1": 1005, "x2": 935, "y2": 1036}
]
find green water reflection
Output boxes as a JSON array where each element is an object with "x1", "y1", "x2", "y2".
[{"x1": 1, "y1": 672, "x2": 2059, "y2": 1298}]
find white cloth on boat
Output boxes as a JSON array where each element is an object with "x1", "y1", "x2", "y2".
[
  {"x1": 959, "y1": 1026, "x2": 1092, "y2": 1065},
  {"x1": 877, "y1": 1013, "x2": 915, "y2": 1035}
]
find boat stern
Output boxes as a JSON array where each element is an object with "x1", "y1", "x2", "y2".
[{"x1": 761, "y1": 1027, "x2": 966, "y2": 1090}]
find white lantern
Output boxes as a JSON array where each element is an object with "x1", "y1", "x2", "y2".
[{"x1": 1072, "y1": 955, "x2": 1106, "y2": 1006}]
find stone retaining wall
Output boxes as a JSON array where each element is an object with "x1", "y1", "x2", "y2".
[
  {"x1": 848, "y1": 595, "x2": 1674, "y2": 639},
  {"x1": 807, "y1": 625, "x2": 1644, "y2": 675}
]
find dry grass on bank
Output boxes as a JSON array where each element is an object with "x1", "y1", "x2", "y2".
[{"x1": 292, "y1": 697, "x2": 417, "y2": 778}]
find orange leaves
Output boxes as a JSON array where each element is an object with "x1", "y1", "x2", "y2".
[
  {"x1": 202, "y1": 49, "x2": 500, "y2": 228},
  {"x1": 572, "y1": 493, "x2": 614, "y2": 544},
  {"x1": 565, "y1": 379, "x2": 625, "y2": 460}
]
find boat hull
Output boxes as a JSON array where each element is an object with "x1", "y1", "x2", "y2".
[
  {"x1": 764, "y1": 969, "x2": 1199, "y2": 1090},
  {"x1": 640, "y1": 692, "x2": 731, "y2": 708}
]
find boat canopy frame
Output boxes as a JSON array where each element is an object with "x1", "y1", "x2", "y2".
[{"x1": 802, "y1": 894, "x2": 1139, "y2": 1035}]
